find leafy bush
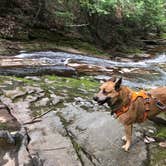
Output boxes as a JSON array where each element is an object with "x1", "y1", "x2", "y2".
[{"x1": 79, "y1": 0, "x2": 166, "y2": 33}]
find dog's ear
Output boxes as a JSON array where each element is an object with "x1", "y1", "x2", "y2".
[
  {"x1": 115, "y1": 77, "x2": 122, "y2": 91},
  {"x1": 108, "y1": 76, "x2": 117, "y2": 82}
]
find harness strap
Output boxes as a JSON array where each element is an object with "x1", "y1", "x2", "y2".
[
  {"x1": 114, "y1": 90, "x2": 150, "y2": 121},
  {"x1": 114, "y1": 90, "x2": 166, "y2": 121},
  {"x1": 147, "y1": 93, "x2": 166, "y2": 110},
  {"x1": 156, "y1": 101, "x2": 166, "y2": 110}
]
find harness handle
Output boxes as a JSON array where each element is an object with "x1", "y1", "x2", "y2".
[
  {"x1": 148, "y1": 93, "x2": 166, "y2": 111},
  {"x1": 156, "y1": 101, "x2": 166, "y2": 110}
]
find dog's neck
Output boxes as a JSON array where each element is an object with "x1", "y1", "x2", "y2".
[
  {"x1": 119, "y1": 86, "x2": 132, "y2": 106},
  {"x1": 108, "y1": 86, "x2": 132, "y2": 112}
]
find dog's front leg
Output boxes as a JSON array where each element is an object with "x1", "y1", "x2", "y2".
[{"x1": 122, "y1": 124, "x2": 132, "y2": 151}]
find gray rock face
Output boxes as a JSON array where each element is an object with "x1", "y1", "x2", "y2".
[
  {"x1": 58, "y1": 105, "x2": 147, "y2": 166},
  {"x1": 0, "y1": 76, "x2": 163, "y2": 166},
  {"x1": 25, "y1": 112, "x2": 82, "y2": 166},
  {"x1": 0, "y1": 102, "x2": 21, "y2": 166}
]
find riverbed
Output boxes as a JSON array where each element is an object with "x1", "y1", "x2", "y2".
[{"x1": 0, "y1": 46, "x2": 166, "y2": 166}]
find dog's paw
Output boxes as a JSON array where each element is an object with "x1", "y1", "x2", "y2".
[
  {"x1": 122, "y1": 136, "x2": 127, "y2": 141},
  {"x1": 122, "y1": 143, "x2": 130, "y2": 152}
]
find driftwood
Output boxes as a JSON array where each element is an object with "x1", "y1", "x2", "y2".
[{"x1": 23, "y1": 108, "x2": 54, "y2": 125}]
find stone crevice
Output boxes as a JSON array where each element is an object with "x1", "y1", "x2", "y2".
[
  {"x1": 57, "y1": 112, "x2": 100, "y2": 166},
  {"x1": 57, "y1": 113, "x2": 85, "y2": 166},
  {"x1": 23, "y1": 127, "x2": 44, "y2": 166},
  {"x1": 68, "y1": 130, "x2": 100, "y2": 166}
]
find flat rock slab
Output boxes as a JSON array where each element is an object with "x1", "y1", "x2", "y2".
[
  {"x1": 0, "y1": 103, "x2": 21, "y2": 166},
  {"x1": 0, "y1": 66, "x2": 76, "y2": 77},
  {"x1": 0, "y1": 78, "x2": 149, "y2": 166},
  {"x1": 58, "y1": 105, "x2": 148, "y2": 166},
  {"x1": 0, "y1": 107, "x2": 20, "y2": 131},
  {"x1": 24, "y1": 112, "x2": 81, "y2": 166}
]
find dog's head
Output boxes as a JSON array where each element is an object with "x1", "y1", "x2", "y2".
[{"x1": 93, "y1": 77, "x2": 122, "y2": 106}]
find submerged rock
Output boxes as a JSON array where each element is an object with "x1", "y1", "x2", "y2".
[{"x1": 0, "y1": 66, "x2": 76, "y2": 77}]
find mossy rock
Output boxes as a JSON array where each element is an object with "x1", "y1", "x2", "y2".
[
  {"x1": 156, "y1": 125, "x2": 166, "y2": 139},
  {"x1": 149, "y1": 143, "x2": 166, "y2": 166}
]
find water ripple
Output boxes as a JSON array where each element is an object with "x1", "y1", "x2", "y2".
[{"x1": 15, "y1": 51, "x2": 166, "y2": 88}]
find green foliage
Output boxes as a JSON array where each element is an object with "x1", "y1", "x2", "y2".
[
  {"x1": 141, "y1": 0, "x2": 166, "y2": 31},
  {"x1": 1, "y1": 0, "x2": 166, "y2": 47},
  {"x1": 79, "y1": 0, "x2": 113, "y2": 15},
  {"x1": 156, "y1": 125, "x2": 166, "y2": 138},
  {"x1": 54, "y1": 11, "x2": 74, "y2": 24},
  {"x1": 78, "y1": 0, "x2": 166, "y2": 32}
]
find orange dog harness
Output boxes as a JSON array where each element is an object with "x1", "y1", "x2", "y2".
[{"x1": 115, "y1": 90, "x2": 150, "y2": 121}]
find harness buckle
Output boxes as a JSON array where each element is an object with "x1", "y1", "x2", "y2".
[
  {"x1": 156, "y1": 101, "x2": 166, "y2": 110},
  {"x1": 144, "y1": 98, "x2": 150, "y2": 103}
]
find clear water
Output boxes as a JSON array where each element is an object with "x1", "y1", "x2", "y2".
[{"x1": 16, "y1": 51, "x2": 166, "y2": 89}]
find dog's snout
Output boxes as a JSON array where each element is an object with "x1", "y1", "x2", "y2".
[{"x1": 93, "y1": 96, "x2": 98, "y2": 101}]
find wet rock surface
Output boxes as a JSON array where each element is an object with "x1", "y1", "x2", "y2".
[
  {"x1": 58, "y1": 106, "x2": 147, "y2": 166},
  {"x1": 1, "y1": 50, "x2": 166, "y2": 89},
  {"x1": 0, "y1": 101, "x2": 21, "y2": 165},
  {"x1": 0, "y1": 45, "x2": 166, "y2": 166},
  {"x1": 0, "y1": 75, "x2": 165, "y2": 166}
]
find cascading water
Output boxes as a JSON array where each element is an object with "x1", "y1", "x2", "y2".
[{"x1": 15, "y1": 51, "x2": 166, "y2": 89}]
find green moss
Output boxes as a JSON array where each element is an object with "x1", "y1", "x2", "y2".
[
  {"x1": 0, "y1": 123, "x2": 8, "y2": 130},
  {"x1": 46, "y1": 75, "x2": 58, "y2": 81},
  {"x1": 11, "y1": 77, "x2": 35, "y2": 84},
  {"x1": 0, "y1": 75, "x2": 99, "y2": 97},
  {"x1": 0, "y1": 76, "x2": 11, "y2": 83},
  {"x1": 32, "y1": 108, "x2": 46, "y2": 117},
  {"x1": 121, "y1": 46, "x2": 143, "y2": 54},
  {"x1": 29, "y1": 29, "x2": 62, "y2": 41},
  {"x1": 0, "y1": 37, "x2": 111, "y2": 57},
  {"x1": 28, "y1": 75, "x2": 98, "y2": 117},
  {"x1": 160, "y1": 33, "x2": 166, "y2": 39},
  {"x1": 149, "y1": 144, "x2": 166, "y2": 166},
  {"x1": 0, "y1": 75, "x2": 99, "y2": 117},
  {"x1": 156, "y1": 126, "x2": 166, "y2": 138},
  {"x1": 58, "y1": 39, "x2": 108, "y2": 56},
  {"x1": 45, "y1": 75, "x2": 99, "y2": 94}
]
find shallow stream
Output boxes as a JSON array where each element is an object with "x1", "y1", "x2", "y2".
[{"x1": 14, "y1": 50, "x2": 166, "y2": 88}]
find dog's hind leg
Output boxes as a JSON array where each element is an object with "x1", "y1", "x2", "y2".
[{"x1": 122, "y1": 124, "x2": 132, "y2": 151}]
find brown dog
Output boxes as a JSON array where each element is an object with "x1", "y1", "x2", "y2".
[{"x1": 93, "y1": 77, "x2": 166, "y2": 151}]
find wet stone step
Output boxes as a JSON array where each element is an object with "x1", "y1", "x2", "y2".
[{"x1": 0, "y1": 66, "x2": 76, "y2": 77}]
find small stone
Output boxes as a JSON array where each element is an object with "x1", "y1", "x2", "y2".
[
  {"x1": 135, "y1": 131, "x2": 142, "y2": 138},
  {"x1": 35, "y1": 97, "x2": 50, "y2": 107},
  {"x1": 144, "y1": 136, "x2": 155, "y2": 144},
  {"x1": 25, "y1": 76, "x2": 41, "y2": 81},
  {"x1": 94, "y1": 75, "x2": 111, "y2": 81},
  {"x1": 19, "y1": 50, "x2": 26, "y2": 53},
  {"x1": 148, "y1": 129, "x2": 155, "y2": 134},
  {"x1": 50, "y1": 94, "x2": 62, "y2": 105},
  {"x1": 121, "y1": 68, "x2": 135, "y2": 73},
  {"x1": 74, "y1": 97, "x2": 84, "y2": 102},
  {"x1": 159, "y1": 142, "x2": 166, "y2": 148}
]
